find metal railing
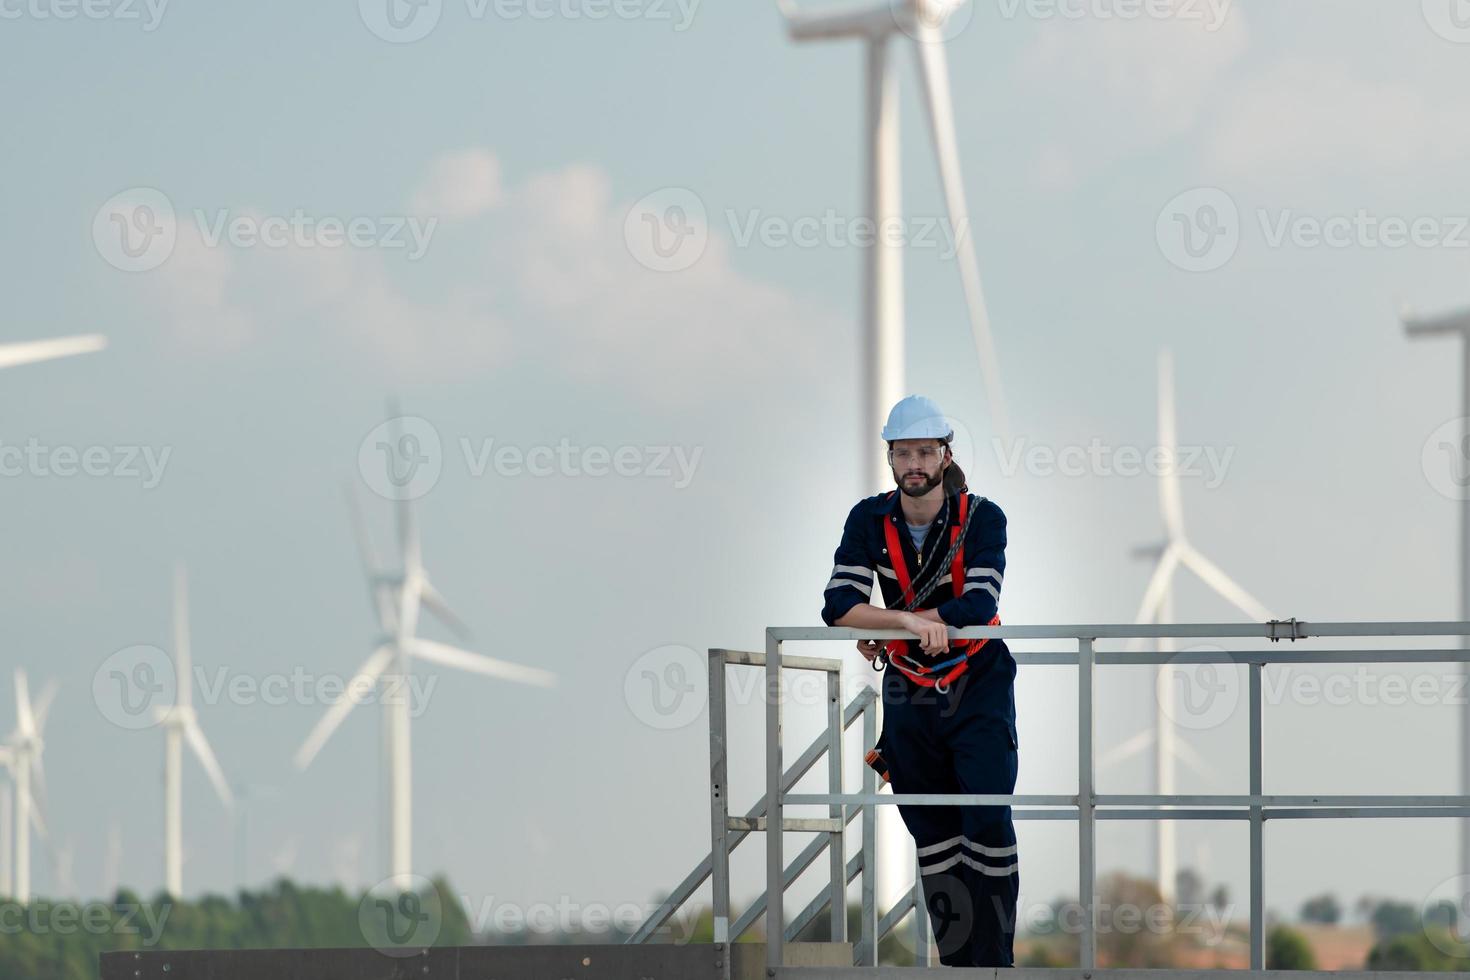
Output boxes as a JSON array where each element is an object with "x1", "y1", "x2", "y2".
[{"x1": 758, "y1": 620, "x2": 1470, "y2": 973}]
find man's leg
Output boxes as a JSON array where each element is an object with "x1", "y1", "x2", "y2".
[
  {"x1": 879, "y1": 673, "x2": 975, "y2": 966},
  {"x1": 945, "y1": 695, "x2": 1020, "y2": 967}
]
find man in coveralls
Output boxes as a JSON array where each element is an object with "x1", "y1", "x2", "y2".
[{"x1": 820, "y1": 394, "x2": 1018, "y2": 968}]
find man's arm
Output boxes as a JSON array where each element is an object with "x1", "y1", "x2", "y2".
[
  {"x1": 836, "y1": 604, "x2": 952, "y2": 657},
  {"x1": 935, "y1": 497, "x2": 1007, "y2": 629}
]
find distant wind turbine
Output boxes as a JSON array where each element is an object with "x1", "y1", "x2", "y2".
[
  {"x1": 1399, "y1": 303, "x2": 1470, "y2": 894},
  {"x1": 5, "y1": 670, "x2": 57, "y2": 904},
  {"x1": 1129, "y1": 349, "x2": 1272, "y2": 900},
  {"x1": 157, "y1": 563, "x2": 234, "y2": 897},
  {"x1": 294, "y1": 456, "x2": 556, "y2": 881},
  {"x1": 0, "y1": 334, "x2": 107, "y2": 371},
  {"x1": 779, "y1": 0, "x2": 1011, "y2": 467}
]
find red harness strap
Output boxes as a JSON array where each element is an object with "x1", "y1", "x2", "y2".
[{"x1": 881, "y1": 491, "x2": 1000, "y2": 690}]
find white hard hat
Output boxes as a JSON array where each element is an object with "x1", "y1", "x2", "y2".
[{"x1": 881, "y1": 395, "x2": 953, "y2": 442}]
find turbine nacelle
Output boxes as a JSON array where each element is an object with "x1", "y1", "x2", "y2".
[{"x1": 780, "y1": 0, "x2": 968, "y2": 43}]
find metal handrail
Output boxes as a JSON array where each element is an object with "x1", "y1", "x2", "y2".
[{"x1": 763, "y1": 620, "x2": 1470, "y2": 973}]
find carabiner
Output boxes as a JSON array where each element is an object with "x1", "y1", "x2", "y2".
[
  {"x1": 871, "y1": 652, "x2": 889, "y2": 671},
  {"x1": 934, "y1": 678, "x2": 951, "y2": 695}
]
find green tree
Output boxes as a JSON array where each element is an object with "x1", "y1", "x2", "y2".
[
  {"x1": 1299, "y1": 893, "x2": 1340, "y2": 925},
  {"x1": 1266, "y1": 926, "x2": 1317, "y2": 970}
]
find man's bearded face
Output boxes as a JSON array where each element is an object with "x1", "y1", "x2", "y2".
[{"x1": 889, "y1": 439, "x2": 948, "y2": 498}]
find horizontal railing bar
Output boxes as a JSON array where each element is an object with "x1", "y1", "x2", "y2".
[
  {"x1": 1102, "y1": 794, "x2": 1470, "y2": 806},
  {"x1": 716, "y1": 648, "x2": 843, "y2": 672},
  {"x1": 1011, "y1": 649, "x2": 1470, "y2": 666},
  {"x1": 1264, "y1": 806, "x2": 1470, "y2": 819},
  {"x1": 786, "y1": 793, "x2": 1470, "y2": 808},
  {"x1": 789, "y1": 793, "x2": 1076, "y2": 806},
  {"x1": 731, "y1": 816, "x2": 844, "y2": 833},
  {"x1": 769, "y1": 622, "x2": 1470, "y2": 642}
]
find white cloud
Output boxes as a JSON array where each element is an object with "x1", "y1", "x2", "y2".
[
  {"x1": 1205, "y1": 59, "x2": 1470, "y2": 179},
  {"x1": 1010, "y1": 2, "x2": 1249, "y2": 187},
  {"x1": 410, "y1": 148, "x2": 504, "y2": 220},
  {"x1": 130, "y1": 151, "x2": 845, "y2": 403}
]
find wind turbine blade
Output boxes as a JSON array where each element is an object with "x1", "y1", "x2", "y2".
[
  {"x1": 408, "y1": 639, "x2": 557, "y2": 689},
  {"x1": 26, "y1": 789, "x2": 49, "y2": 843},
  {"x1": 14, "y1": 670, "x2": 35, "y2": 738},
  {"x1": 183, "y1": 721, "x2": 234, "y2": 808},
  {"x1": 1158, "y1": 349, "x2": 1185, "y2": 540},
  {"x1": 911, "y1": 24, "x2": 1010, "y2": 442},
  {"x1": 1178, "y1": 545, "x2": 1273, "y2": 622},
  {"x1": 420, "y1": 578, "x2": 473, "y2": 641},
  {"x1": 1133, "y1": 544, "x2": 1181, "y2": 627},
  {"x1": 293, "y1": 645, "x2": 394, "y2": 770},
  {"x1": 174, "y1": 562, "x2": 192, "y2": 709},
  {"x1": 32, "y1": 680, "x2": 58, "y2": 735},
  {"x1": 1098, "y1": 728, "x2": 1154, "y2": 770},
  {"x1": 0, "y1": 334, "x2": 107, "y2": 370},
  {"x1": 344, "y1": 482, "x2": 381, "y2": 578}
]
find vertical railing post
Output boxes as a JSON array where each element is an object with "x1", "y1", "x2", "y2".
[
  {"x1": 826, "y1": 669, "x2": 847, "y2": 944},
  {"x1": 857, "y1": 695, "x2": 878, "y2": 966},
  {"x1": 1078, "y1": 636, "x2": 1097, "y2": 969},
  {"x1": 765, "y1": 630, "x2": 784, "y2": 972},
  {"x1": 1249, "y1": 660, "x2": 1265, "y2": 970},
  {"x1": 708, "y1": 650, "x2": 731, "y2": 952}
]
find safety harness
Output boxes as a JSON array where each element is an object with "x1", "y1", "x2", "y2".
[{"x1": 877, "y1": 490, "x2": 1000, "y2": 693}]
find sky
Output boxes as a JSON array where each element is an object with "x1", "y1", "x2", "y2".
[{"x1": 2, "y1": 0, "x2": 1470, "y2": 946}]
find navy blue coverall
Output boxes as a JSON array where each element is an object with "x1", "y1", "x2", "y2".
[{"x1": 821, "y1": 488, "x2": 1018, "y2": 968}]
